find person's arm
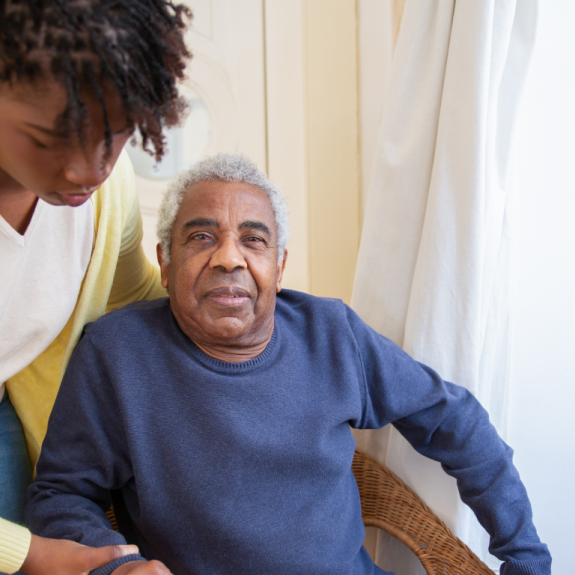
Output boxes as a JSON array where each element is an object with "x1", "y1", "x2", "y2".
[
  {"x1": 98, "y1": 559, "x2": 172, "y2": 575},
  {"x1": 22, "y1": 535, "x2": 141, "y2": 575},
  {"x1": 0, "y1": 517, "x2": 138, "y2": 575},
  {"x1": 0, "y1": 518, "x2": 30, "y2": 574},
  {"x1": 25, "y1": 331, "x2": 155, "y2": 575},
  {"x1": 344, "y1": 305, "x2": 551, "y2": 575}
]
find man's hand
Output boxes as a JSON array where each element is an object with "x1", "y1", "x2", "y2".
[
  {"x1": 21, "y1": 534, "x2": 139, "y2": 575},
  {"x1": 112, "y1": 560, "x2": 172, "y2": 574}
]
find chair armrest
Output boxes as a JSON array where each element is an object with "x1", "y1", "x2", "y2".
[{"x1": 352, "y1": 449, "x2": 494, "y2": 575}]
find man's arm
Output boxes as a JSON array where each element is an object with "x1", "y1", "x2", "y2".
[
  {"x1": 344, "y1": 305, "x2": 551, "y2": 575},
  {"x1": 25, "y1": 332, "x2": 154, "y2": 575}
]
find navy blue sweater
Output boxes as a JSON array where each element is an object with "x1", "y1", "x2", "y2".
[{"x1": 26, "y1": 291, "x2": 550, "y2": 575}]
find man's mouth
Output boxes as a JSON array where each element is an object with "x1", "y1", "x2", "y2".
[{"x1": 206, "y1": 287, "x2": 251, "y2": 308}]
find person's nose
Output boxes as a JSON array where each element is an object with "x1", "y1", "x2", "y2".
[
  {"x1": 209, "y1": 235, "x2": 247, "y2": 272},
  {"x1": 64, "y1": 143, "x2": 112, "y2": 189}
]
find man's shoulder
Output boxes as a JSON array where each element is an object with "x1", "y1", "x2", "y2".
[
  {"x1": 275, "y1": 289, "x2": 357, "y2": 334},
  {"x1": 276, "y1": 289, "x2": 347, "y2": 315},
  {"x1": 83, "y1": 297, "x2": 171, "y2": 343},
  {"x1": 276, "y1": 289, "x2": 399, "y2": 354}
]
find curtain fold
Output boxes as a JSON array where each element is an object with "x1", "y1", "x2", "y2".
[{"x1": 352, "y1": 1, "x2": 538, "y2": 572}]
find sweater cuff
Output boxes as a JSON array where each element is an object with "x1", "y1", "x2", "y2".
[
  {"x1": 501, "y1": 557, "x2": 552, "y2": 575},
  {"x1": 89, "y1": 553, "x2": 146, "y2": 575},
  {"x1": 0, "y1": 518, "x2": 32, "y2": 574}
]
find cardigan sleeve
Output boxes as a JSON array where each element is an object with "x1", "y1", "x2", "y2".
[
  {"x1": 0, "y1": 518, "x2": 31, "y2": 574},
  {"x1": 106, "y1": 163, "x2": 166, "y2": 310}
]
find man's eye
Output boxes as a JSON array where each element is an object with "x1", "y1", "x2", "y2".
[
  {"x1": 245, "y1": 236, "x2": 263, "y2": 242},
  {"x1": 192, "y1": 233, "x2": 210, "y2": 241}
]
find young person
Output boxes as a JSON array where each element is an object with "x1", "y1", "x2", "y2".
[{"x1": 0, "y1": 1, "x2": 191, "y2": 573}]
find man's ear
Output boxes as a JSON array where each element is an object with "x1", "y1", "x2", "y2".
[
  {"x1": 157, "y1": 243, "x2": 169, "y2": 290},
  {"x1": 276, "y1": 249, "x2": 288, "y2": 293}
]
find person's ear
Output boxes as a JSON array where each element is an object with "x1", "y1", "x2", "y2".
[
  {"x1": 157, "y1": 243, "x2": 169, "y2": 290},
  {"x1": 276, "y1": 250, "x2": 288, "y2": 293}
]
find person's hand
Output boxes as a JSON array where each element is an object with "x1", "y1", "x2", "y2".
[
  {"x1": 112, "y1": 560, "x2": 172, "y2": 574},
  {"x1": 21, "y1": 534, "x2": 139, "y2": 575}
]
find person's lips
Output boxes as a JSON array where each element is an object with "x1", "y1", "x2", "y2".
[
  {"x1": 206, "y1": 287, "x2": 251, "y2": 307},
  {"x1": 52, "y1": 190, "x2": 96, "y2": 207}
]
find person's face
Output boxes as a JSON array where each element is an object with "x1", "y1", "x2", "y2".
[
  {"x1": 0, "y1": 80, "x2": 132, "y2": 207},
  {"x1": 158, "y1": 180, "x2": 287, "y2": 349}
]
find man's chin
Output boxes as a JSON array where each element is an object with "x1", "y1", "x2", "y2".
[
  {"x1": 174, "y1": 301, "x2": 263, "y2": 347},
  {"x1": 207, "y1": 316, "x2": 253, "y2": 339}
]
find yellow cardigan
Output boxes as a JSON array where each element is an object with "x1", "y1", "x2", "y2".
[{"x1": 0, "y1": 151, "x2": 166, "y2": 573}]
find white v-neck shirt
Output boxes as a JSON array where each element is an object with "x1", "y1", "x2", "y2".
[{"x1": 0, "y1": 199, "x2": 94, "y2": 400}]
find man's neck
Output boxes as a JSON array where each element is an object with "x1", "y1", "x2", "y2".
[{"x1": 191, "y1": 320, "x2": 275, "y2": 363}]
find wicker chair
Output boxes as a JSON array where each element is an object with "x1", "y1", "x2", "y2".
[
  {"x1": 352, "y1": 449, "x2": 493, "y2": 575},
  {"x1": 106, "y1": 449, "x2": 493, "y2": 574}
]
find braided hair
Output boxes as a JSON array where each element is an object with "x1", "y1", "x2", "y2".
[{"x1": 0, "y1": 0, "x2": 192, "y2": 159}]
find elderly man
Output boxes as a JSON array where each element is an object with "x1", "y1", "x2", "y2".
[{"x1": 26, "y1": 154, "x2": 550, "y2": 575}]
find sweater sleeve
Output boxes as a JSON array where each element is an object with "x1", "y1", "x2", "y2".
[
  {"x1": 106, "y1": 159, "x2": 166, "y2": 311},
  {"x1": 90, "y1": 555, "x2": 146, "y2": 575},
  {"x1": 344, "y1": 305, "x2": 551, "y2": 575},
  {"x1": 0, "y1": 518, "x2": 31, "y2": 574},
  {"x1": 25, "y1": 333, "x2": 144, "y2": 568}
]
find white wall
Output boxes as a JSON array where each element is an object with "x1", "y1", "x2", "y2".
[{"x1": 508, "y1": 2, "x2": 575, "y2": 573}]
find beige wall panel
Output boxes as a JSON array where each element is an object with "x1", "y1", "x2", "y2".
[
  {"x1": 304, "y1": 0, "x2": 361, "y2": 304},
  {"x1": 264, "y1": 0, "x2": 310, "y2": 292},
  {"x1": 135, "y1": 0, "x2": 267, "y2": 264}
]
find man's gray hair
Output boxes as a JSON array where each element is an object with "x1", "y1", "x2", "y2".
[{"x1": 157, "y1": 153, "x2": 290, "y2": 264}]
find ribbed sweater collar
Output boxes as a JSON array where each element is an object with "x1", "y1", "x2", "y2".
[{"x1": 168, "y1": 306, "x2": 280, "y2": 375}]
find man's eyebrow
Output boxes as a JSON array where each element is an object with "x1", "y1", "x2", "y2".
[
  {"x1": 182, "y1": 217, "x2": 219, "y2": 231},
  {"x1": 239, "y1": 220, "x2": 272, "y2": 238}
]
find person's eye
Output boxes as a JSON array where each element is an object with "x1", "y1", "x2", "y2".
[
  {"x1": 31, "y1": 138, "x2": 49, "y2": 150},
  {"x1": 244, "y1": 236, "x2": 267, "y2": 246},
  {"x1": 191, "y1": 233, "x2": 210, "y2": 241}
]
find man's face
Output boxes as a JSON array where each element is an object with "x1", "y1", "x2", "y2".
[
  {"x1": 158, "y1": 180, "x2": 287, "y2": 350},
  {"x1": 0, "y1": 80, "x2": 132, "y2": 207}
]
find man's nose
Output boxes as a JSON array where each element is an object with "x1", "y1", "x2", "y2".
[
  {"x1": 209, "y1": 236, "x2": 248, "y2": 272},
  {"x1": 64, "y1": 144, "x2": 112, "y2": 189}
]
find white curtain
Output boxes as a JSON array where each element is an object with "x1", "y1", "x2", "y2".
[{"x1": 352, "y1": 0, "x2": 538, "y2": 573}]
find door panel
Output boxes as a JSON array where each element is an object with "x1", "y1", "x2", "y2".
[{"x1": 131, "y1": 0, "x2": 266, "y2": 265}]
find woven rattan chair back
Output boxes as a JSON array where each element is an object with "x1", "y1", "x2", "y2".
[{"x1": 352, "y1": 449, "x2": 493, "y2": 575}]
